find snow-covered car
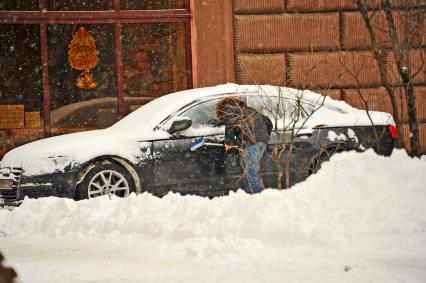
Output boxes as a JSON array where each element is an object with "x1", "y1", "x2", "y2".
[{"x1": 0, "y1": 84, "x2": 397, "y2": 205}]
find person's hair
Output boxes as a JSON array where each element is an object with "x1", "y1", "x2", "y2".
[{"x1": 215, "y1": 96, "x2": 245, "y2": 124}]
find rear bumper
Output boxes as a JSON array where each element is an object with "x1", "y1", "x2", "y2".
[{"x1": 372, "y1": 125, "x2": 396, "y2": 156}]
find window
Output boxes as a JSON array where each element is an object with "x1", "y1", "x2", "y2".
[
  {"x1": 122, "y1": 22, "x2": 188, "y2": 111},
  {"x1": 45, "y1": 0, "x2": 113, "y2": 11},
  {"x1": 121, "y1": 0, "x2": 185, "y2": 10},
  {"x1": 0, "y1": 0, "x2": 38, "y2": 10},
  {"x1": 0, "y1": 0, "x2": 191, "y2": 154},
  {"x1": 178, "y1": 98, "x2": 224, "y2": 137},
  {"x1": 247, "y1": 95, "x2": 316, "y2": 122},
  {"x1": 181, "y1": 99, "x2": 222, "y2": 129},
  {"x1": 0, "y1": 24, "x2": 43, "y2": 132},
  {"x1": 0, "y1": 25, "x2": 42, "y2": 110},
  {"x1": 48, "y1": 24, "x2": 118, "y2": 128}
]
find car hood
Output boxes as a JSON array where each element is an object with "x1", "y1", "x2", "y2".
[{"x1": 1, "y1": 128, "x2": 154, "y2": 176}]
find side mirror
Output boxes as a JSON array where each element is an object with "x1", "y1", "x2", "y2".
[{"x1": 167, "y1": 117, "x2": 192, "y2": 134}]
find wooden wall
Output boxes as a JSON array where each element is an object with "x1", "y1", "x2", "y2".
[{"x1": 190, "y1": 0, "x2": 235, "y2": 87}]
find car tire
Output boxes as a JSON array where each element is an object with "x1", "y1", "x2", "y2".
[{"x1": 76, "y1": 160, "x2": 136, "y2": 200}]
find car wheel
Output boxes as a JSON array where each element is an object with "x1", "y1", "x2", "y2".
[{"x1": 76, "y1": 161, "x2": 136, "y2": 200}]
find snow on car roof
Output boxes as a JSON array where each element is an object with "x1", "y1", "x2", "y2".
[{"x1": 108, "y1": 83, "x2": 357, "y2": 132}]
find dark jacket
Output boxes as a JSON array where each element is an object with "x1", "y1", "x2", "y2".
[{"x1": 220, "y1": 105, "x2": 272, "y2": 149}]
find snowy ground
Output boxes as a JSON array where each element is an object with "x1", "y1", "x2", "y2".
[{"x1": 1, "y1": 149, "x2": 426, "y2": 283}]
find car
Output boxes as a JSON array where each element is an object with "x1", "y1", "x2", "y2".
[{"x1": 0, "y1": 84, "x2": 397, "y2": 205}]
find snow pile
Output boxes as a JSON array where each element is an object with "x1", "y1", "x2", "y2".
[
  {"x1": 1, "y1": 149, "x2": 426, "y2": 282},
  {"x1": 2, "y1": 149, "x2": 426, "y2": 253}
]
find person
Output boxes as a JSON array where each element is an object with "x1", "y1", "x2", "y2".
[
  {"x1": 215, "y1": 97, "x2": 272, "y2": 193},
  {"x1": 0, "y1": 252, "x2": 17, "y2": 283}
]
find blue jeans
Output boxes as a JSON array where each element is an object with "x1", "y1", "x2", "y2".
[{"x1": 242, "y1": 142, "x2": 267, "y2": 194}]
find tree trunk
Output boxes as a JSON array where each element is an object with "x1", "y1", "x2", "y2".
[
  {"x1": 355, "y1": 0, "x2": 405, "y2": 148},
  {"x1": 402, "y1": 69, "x2": 421, "y2": 157},
  {"x1": 381, "y1": 0, "x2": 421, "y2": 156}
]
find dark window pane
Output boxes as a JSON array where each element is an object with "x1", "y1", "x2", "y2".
[
  {"x1": 0, "y1": 24, "x2": 43, "y2": 151},
  {"x1": 121, "y1": 0, "x2": 184, "y2": 10},
  {"x1": 182, "y1": 99, "x2": 222, "y2": 128},
  {"x1": 0, "y1": 0, "x2": 38, "y2": 10},
  {"x1": 0, "y1": 24, "x2": 42, "y2": 111},
  {"x1": 122, "y1": 22, "x2": 188, "y2": 114},
  {"x1": 47, "y1": 24, "x2": 118, "y2": 129},
  {"x1": 45, "y1": 0, "x2": 113, "y2": 11}
]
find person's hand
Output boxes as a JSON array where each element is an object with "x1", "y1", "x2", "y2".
[{"x1": 224, "y1": 144, "x2": 238, "y2": 151}]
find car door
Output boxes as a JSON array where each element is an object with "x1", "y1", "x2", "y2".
[
  {"x1": 245, "y1": 94, "x2": 319, "y2": 188},
  {"x1": 152, "y1": 97, "x2": 237, "y2": 195}
]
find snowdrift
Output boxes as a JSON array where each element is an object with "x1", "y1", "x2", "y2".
[
  {"x1": 1, "y1": 149, "x2": 426, "y2": 283},
  {"x1": 1, "y1": 149, "x2": 425, "y2": 258}
]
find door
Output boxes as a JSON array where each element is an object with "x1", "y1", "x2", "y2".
[
  {"x1": 245, "y1": 94, "x2": 319, "y2": 188},
  {"x1": 152, "y1": 97, "x2": 238, "y2": 195}
]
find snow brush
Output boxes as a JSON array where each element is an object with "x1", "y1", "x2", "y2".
[{"x1": 190, "y1": 137, "x2": 224, "y2": 151}]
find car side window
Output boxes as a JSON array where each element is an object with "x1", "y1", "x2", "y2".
[
  {"x1": 180, "y1": 98, "x2": 222, "y2": 129},
  {"x1": 247, "y1": 95, "x2": 315, "y2": 122}
]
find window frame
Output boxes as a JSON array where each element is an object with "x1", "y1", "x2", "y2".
[{"x1": 0, "y1": 0, "x2": 192, "y2": 135}]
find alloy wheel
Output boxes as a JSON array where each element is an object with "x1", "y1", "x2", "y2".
[{"x1": 88, "y1": 170, "x2": 130, "y2": 199}]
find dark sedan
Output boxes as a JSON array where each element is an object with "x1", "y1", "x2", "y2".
[{"x1": 0, "y1": 84, "x2": 397, "y2": 205}]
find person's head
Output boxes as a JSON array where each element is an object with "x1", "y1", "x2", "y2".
[{"x1": 215, "y1": 97, "x2": 246, "y2": 125}]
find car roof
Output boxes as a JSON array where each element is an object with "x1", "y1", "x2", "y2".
[{"x1": 109, "y1": 84, "x2": 355, "y2": 132}]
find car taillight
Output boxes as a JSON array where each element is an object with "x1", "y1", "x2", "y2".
[{"x1": 388, "y1": 125, "x2": 399, "y2": 139}]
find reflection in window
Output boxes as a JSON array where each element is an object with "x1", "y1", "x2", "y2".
[
  {"x1": 0, "y1": 24, "x2": 43, "y2": 149},
  {"x1": 121, "y1": 0, "x2": 184, "y2": 10},
  {"x1": 45, "y1": 0, "x2": 113, "y2": 11},
  {"x1": 0, "y1": 0, "x2": 38, "y2": 10},
  {"x1": 47, "y1": 24, "x2": 118, "y2": 128},
  {"x1": 0, "y1": 25, "x2": 42, "y2": 111},
  {"x1": 122, "y1": 23, "x2": 188, "y2": 106},
  {"x1": 182, "y1": 99, "x2": 221, "y2": 128}
]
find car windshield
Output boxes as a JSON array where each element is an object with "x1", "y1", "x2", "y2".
[{"x1": 108, "y1": 93, "x2": 193, "y2": 131}]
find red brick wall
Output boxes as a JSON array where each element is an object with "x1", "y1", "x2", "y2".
[
  {"x1": 235, "y1": 14, "x2": 340, "y2": 52},
  {"x1": 236, "y1": 54, "x2": 286, "y2": 85},
  {"x1": 234, "y1": 0, "x2": 285, "y2": 13},
  {"x1": 233, "y1": 0, "x2": 426, "y2": 153}
]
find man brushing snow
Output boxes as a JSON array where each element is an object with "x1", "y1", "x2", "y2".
[{"x1": 215, "y1": 97, "x2": 272, "y2": 193}]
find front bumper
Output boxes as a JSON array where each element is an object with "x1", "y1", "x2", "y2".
[
  {"x1": 0, "y1": 166, "x2": 23, "y2": 206},
  {"x1": 0, "y1": 167, "x2": 77, "y2": 206}
]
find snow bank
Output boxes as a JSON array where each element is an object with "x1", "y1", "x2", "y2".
[
  {"x1": 1, "y1": 149, "x2": 426, "y2": 283},
  {"x1": 1, "y1": 150, "x2": 425, "y2": 260}
]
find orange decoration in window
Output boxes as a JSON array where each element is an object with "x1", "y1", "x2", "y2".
[{"x1": 68, "y1": 27, "x2": 99, "y2": 90}]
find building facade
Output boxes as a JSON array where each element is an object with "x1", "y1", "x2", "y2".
[{"x1": 1, "y1": 0, "x2": 425, "y2": 157}]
